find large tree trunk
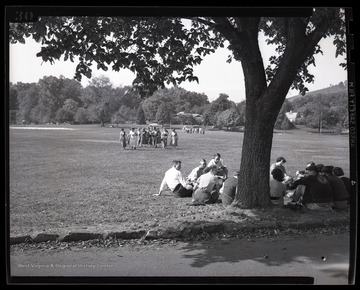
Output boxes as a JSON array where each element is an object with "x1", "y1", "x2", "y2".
[
  {"x1": 232, "y1": 86, "x2": 290, "y2": 208},
  {"x1": 234, "y1": 103, "x2": 275, "y2": 207},
  {"x1": 231, "y1": 17, "x2": 323, "y2": 208}
]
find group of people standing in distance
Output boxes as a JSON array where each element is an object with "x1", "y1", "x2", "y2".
[
  {"x1": 269, "y1": 157, "x2": 350, "y2": 211},
  {"x1": 119, "y1": 127, "x2": 178, "y2": 150},
  {"x1": 182, "y1": 125, "x2": 206, "y2": 134},
  {"x1": 155, "y1": 154, "x2": 351, "y2": 211}
]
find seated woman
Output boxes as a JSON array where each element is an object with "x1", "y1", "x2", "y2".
[
  {"x1": 269, "y1": 168, "x2": 287, "y2": 206},
  {"x1": 192, "y1": 166, "x2": 222, "y2": 204}
]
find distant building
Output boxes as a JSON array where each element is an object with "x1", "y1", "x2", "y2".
[
  {"x1": 175, "y1": 112, "x2": 202, "y2": 118},
  {"x1": 285, "y1": 111, "x2": 298, "y2": 123},
  {"x1": 175, "y1": 111, "x2": 203, "y2": 123}
]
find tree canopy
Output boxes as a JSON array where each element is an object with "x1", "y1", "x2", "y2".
[{"x1": 9, "y1": 9, "x2": 346, "y2": 97}]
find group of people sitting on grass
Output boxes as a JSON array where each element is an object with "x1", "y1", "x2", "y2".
[
  {"x1": 269, "y1": 157, "x2": 350, "y2": 211},
  {"x1": 154, "y1": 153, "x2": 235, "y2": 205},
  {"x1": 154, "y1": 154, "x2": 351, "y2": 211}
]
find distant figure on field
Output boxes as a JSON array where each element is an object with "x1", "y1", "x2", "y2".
[
  {"x1": 170, "y1": 128, "x2": 178, "y2": 148},
  {"x1": 136, "y1": 127, "x2": 143, "y2": 148},
  {"x1": 119, "y1": 128, "x2": 127, "y2": 149},
  {"x1": 128, "y1": 128, "x2": 137, "y2": 150},
  {"x1": 161, "y1": 128, "x2": 169, "y2": 149}
]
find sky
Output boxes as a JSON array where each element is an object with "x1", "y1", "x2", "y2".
[{"x1": 9, "y1": 33, "x2": 348, "y2": 103}]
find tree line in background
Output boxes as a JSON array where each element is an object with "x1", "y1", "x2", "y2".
[{"x1": 9, "y1": 75, "x2": 348, "y2": 131}]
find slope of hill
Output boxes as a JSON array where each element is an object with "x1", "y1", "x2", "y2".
[
  {"x1": 285, "y1": 81, "x2": 348, "y2": 130},
  {"x1": 287, "y1": 82, "x2": 347, "y2": 102}
]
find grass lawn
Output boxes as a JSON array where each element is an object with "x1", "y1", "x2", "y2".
[{"x1": 8, "y1": 124, "x2": 350, "y2": 236}]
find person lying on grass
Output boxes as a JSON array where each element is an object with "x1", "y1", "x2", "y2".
[{"x1": 154, "y1": 160, "x2": 193, "y2": 197}]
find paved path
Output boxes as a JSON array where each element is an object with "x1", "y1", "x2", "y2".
[{"x1": 9, "y1": 231, "x2": 352, "y2": 285}]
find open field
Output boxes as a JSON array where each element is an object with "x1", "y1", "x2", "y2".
[{"x1": 8, "y1": 125, "x2": 350, "y2": 236}]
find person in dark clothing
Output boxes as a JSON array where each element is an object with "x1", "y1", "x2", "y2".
[
  {"x1": 219, "y1": 171, "x2": 240, "y2": 205},
  {"x1": 269, "y1": 168, "x2": 287, "y2": 207},
  {"x1": 315, "y1": 163, "x2": 325, "y2": 175},
  {"x1": 289, "y1": 165, "x2": 334, "y2": 210},
  {"x1": 322, "y1": 166, "x2": 349, "y2": 209},
  {"x1": 333, "y1": 167, "x2": 351, "y2": 196}
]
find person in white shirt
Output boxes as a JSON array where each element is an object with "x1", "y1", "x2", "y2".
[
  {"x1": 154, "y1": 160, "x2": 193, "y2": 197},
  {"x1": 128, "y1": 128, "x2": 137, "y2": 150},
  {"x1": 192, "y1": 165, "x2": 222, "y2": 204}
]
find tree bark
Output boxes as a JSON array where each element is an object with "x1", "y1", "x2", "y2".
[
  {"x1": 234, "y1": 101, "x2": 275, "y2": 207},
  {"x1": 231, "y1": 17, "x2": 319, "y2": 208}
]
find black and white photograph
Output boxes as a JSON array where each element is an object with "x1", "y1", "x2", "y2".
[{"x1": 5, "y1": 6, "x2": 357, "y2": 285}]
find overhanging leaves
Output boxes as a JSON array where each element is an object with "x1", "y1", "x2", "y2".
[{"x1": 9, "y1": 9, "x2": 346, "y2": 98}]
